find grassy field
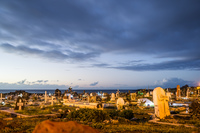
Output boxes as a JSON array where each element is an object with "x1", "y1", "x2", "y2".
[
  {"x1": 0, "y1": 117, "x2": 199, "y2": 133},
  {"x1": 0, "y1": 105, "x2": 199, "y2": 133}
]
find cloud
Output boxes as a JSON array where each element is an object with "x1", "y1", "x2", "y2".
[
  {"x1": 0, "y1": 43, "x2": 98, "y2": 61},
  {"x1": 17, "y1": 79, "x2": 27, "y2": 84},
  {"x1": 154, "y1": 78, "x2": 196, "y2": 88},
  {"x1": 111, "y1": 58, "x2": 200, "y2": 71},
  {"x1": 0, "y1": 1, "x2": 199, "y2": 70},
  {"x1": 90, "y1": 81, "x2": 99, "y2": 86},
  {"x1": 0, "y1": 81, "x2": 68, "y2": 89}
]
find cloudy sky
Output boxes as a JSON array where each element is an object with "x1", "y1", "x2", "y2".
[{"x1": 0, "y1": 1, "x2": 200, "y2": 90}]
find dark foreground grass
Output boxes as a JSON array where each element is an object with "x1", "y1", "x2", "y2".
[{"x1": 0, "y1": 118, "x2": 199, "y2": 133}]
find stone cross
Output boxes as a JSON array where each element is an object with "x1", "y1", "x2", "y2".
[
  {"x1": 153, "y1": 87, "x2": 170, "y2": 119},
  {"x1": 116, "y1": 97, "x2": 124, "y2": 110},
  {"x1": 17, "y1": 99, "x2": 24, "y2": 110},
  {"x1": 110, "y1": 93, "x2": 115, "y2": 101}
]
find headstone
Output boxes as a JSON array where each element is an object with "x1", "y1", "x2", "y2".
[
  {"x1": 116, "y1": 89, "x2": 120, "y2": 98},
  {"x1": 16, "y1": 97, "x2": 24, "y2": 110},
  {"x1": 166, "y1": 92, "x2": 171, "y2": 101},
  {"x1": 90, "y1": 96, "x2": 96, "y2": 102},
  {"x1": 45, "y1": 91, "x2": 47, "y2": 103},
  {"x1": 0, "y1": 93, "x2": 5, "y2": 103},
  {"x1": 55, "y1": 89, "x2": 61, "y2": 97},
  {"x1": 153, "y1": 87, "x2": 170, "y2": 119},
  {"x1": 50, "y1": 96, "x2": 56, "y2": 105},
  {"x1": 110, "y1": 93, "x2": 115, "y2": 101},
  {"x1": 186, "y1": 87, "x2": 190, "y2": 98},
  {"x1": 144, "y1": 92, "x2": 150, "y2": 97},
  {"x1": 68, "y1": 94, "x2": 71, "y2": 101},
  {"x1": 130, "y1": 93, "x2": 136, "y2": 101},
  {"x1": 176, "y1": 85, "x2": 181, "y2": 99},
  {"x1": 116, "y1": 97, "x2": 124, "y2": 110}
]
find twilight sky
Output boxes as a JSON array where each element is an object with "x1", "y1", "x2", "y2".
[{"x1": 0, "y1": 0, "x2": 200, "y2": 90}]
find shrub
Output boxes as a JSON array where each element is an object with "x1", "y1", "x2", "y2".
[
  {"x1": 91, "y1": 122, "x2": 105, "y2": 129},
  {"x1": 119, "y1": 110, "x2": 134, "y2": 120},
  {"x1": 190, "y1": 100, "x2": 200, "y2": 117},
  {"x1": 67, "y1": 108, "x2": 109, "y2": 122}
]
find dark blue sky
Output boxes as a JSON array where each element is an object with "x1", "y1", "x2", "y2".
[{"x1": 0, "y1": 1, "x2": 200, "y2": 89}]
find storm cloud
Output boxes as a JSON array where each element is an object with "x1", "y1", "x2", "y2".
[{"x1": 0, "y1": 1, "x2": 200, "y2": 70}]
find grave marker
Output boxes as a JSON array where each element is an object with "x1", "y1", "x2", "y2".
[{"x1": 153, "y1": 87, "x2": 170, "y2": 119}]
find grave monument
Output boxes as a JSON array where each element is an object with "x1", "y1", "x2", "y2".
[
  {"x1": 153, "y1": 87, "x2": 170, "y2": 119},
  {"x1": 116, "y1": 97, "x2": 124, "y2": 110}
]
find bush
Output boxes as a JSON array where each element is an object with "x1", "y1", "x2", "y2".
[
  {"x1": 190, "y1": 100, "x2": 200, "y2": 117},
  {"x1": 91, "y1": 122, "x2": 105, "y2": 129},
  {"x1": 107, "y1": 110, "x2": 120, "y2": 119},
  {"x1": 119, "y1": 110, "x2": 134, "y2": 120},
  {"x1": 67, "y1": 108, "x2": 109, "y2": 122}
]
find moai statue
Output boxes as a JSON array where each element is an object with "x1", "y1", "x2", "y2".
[
  {"x1": 130, "y1": 93, "x2": 136, "y2": 101},
  {"x1": 153, "y1": 87, "x2": 170, "y2": 119},
  {"x1": 176, "y1": 85, "x2": 181, "y2": 99},
  {"x1": 110, "y1": 93, "x2": 115, "y2": 101},
  {"x1": 116, "y1": 97, "x2": 124, "y2": 110}
]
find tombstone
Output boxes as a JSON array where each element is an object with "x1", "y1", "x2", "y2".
[
  {"x1": 50, "y1": 96, "x2": 56, "y2": 105},
  {"x1": 186, "y1": 87, "x2": 190, "y2": 98},
  {"x1": 55, "y1": 89, "x2": 61, "y2": 97},
  {"x1": 144, "y1": 92, "x2": 150, "y2": 97},
  {"x1": 116, "y1": 89, "x2": 120, "y2": 98},
  {"x1": 16, "y1": 97, "x2": 24, "y2": 110},
  {"x1": 176, "y1": 85, "x2": 181, "y2": 99},
  {"x1": 110, "y1": 93, "x2": 115, "y2": 101},
  {"x1": 130, "y1": 93, "x2": 136, "y2": 101},
  {"x1": 116, "y1": 97, "x2": 124, "y2": 110},
  {"x1": 153, "y1": 87, "x2": 170, "y2": 119},
  {"x1": 166, "y1": 92, "x2": 171, "y2": 101},
  {"x1": 68, "y1": 94, "x2": 71, "y2": 101},
  {"x1": 0, "y1": 93, "x2": 5, "y2": 103},
  {"x1": 45, "y1": 91, "x2": 47, "y2": 103},
  {"x1": 90, "y1": 96, "x2": 96, "y2": 102}
]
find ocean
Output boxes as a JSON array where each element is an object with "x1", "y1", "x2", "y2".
[{"x1": 0, "y1": 89, "x2": 138, "y2": 94}]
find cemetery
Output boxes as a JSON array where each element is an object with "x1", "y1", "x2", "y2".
[{"x1": 0, "y1": 86, "x2": 200, "y2": 133}]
